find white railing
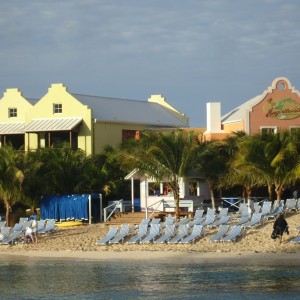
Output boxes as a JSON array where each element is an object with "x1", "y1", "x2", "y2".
[
  {"x1": 103, "y1": 199, "x2": 124, "y2": 222},
  {"x1": 146, "y1": 198, "x2": 165, "y2": 219}
]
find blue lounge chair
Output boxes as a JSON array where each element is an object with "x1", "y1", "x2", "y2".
[
  {"x1": 233, "y1": 214, "x2": 251, "y2": 226},
  {"x1": 153, "y1": 225, "x2": 175, "y2": 244},
  {"x1": 290, "y1": 236, "x2": 300, "y2": 243},
  {"x1": 209, "y1": 215, "x2": 230, "y2": 228},
  {"x1": 140, "y1": 224, "x2": 161, "y2": 244},
  {"x1": 202, "y1": 214, "x2": 216, "y2": 227},
  {"x1": 222, "y1": 226, "x2": 244, "y2": 242},
  {"x1": 179, "y1": 225, "x2": 204, "y2": 244},
  {"x1": 168, "y1": 224, "x2": 189, "y2": 244},
  {"x1": 285, "y1": 198, "x2": 297, "y2": 213},
  {"x1": 109, "y1": 224, "x2": 130, "y2": 244},
  {"x1": 127, "y1": 224, "x2": 149, "y2": 244},
  {"x1": 189, "y1": 216, "x2": 206, "y2": 227},
  {"x1": 0, "y1": 230, "x2": 22, "y2": 245},
  {"x1": 193, "y1": 209, "x2": 204, "y2": 220},
  {"x1": 97, "y1": 226, "x2": 118, "y2": 245},
  {"x1": 242, "y1": 213, "x2": 262, "y2": 229},
  {"x1": 209, "y1": 225, "x2": 229, "y2": 242}
]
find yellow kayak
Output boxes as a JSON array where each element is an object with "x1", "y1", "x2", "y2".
[{"x1": 55, "y1": 221, "x2": 83, "y2": 227}]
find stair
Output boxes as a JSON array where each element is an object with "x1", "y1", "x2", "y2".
[{"x1": 104, "y1": 211, "x2": 164, "y2": 225}]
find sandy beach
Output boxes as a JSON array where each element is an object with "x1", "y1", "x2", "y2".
[{"x1": 0, "y1": 211, "x2": 299, "y2": 263}]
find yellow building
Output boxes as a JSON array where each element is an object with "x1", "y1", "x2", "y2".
[{"x1": 0, "y1": 83, "x2": 189, "y2": 155}]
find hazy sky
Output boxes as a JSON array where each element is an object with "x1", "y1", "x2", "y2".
[{"x1": 1, "y1": 0, "x2": 300, "y2": 127}]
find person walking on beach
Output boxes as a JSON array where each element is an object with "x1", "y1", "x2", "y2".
[
  {"x1": 273, "y1": 213, "x2": 288, "y2": 244},
  {"x1": 29, "y1": 210, "x2": 38, "y2": 243}
]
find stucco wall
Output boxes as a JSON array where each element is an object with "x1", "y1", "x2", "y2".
[{"x1": 250, "y1": 78, "x2": 300, "y2": 135}]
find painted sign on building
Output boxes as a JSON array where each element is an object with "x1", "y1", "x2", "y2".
[{"x1": 264, "y1": 98, "x2": 300, "y2": 120}]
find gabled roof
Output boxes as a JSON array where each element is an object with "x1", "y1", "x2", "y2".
[
  {"x1": 72, "y1": 94, "x2": 189, "y2": 127},
  {"x1": 221, "y1": 95, "x2": 262, "y2": 124},
  {"x1": 25, "y1": 117, "x2": 82, "y2": 132}
]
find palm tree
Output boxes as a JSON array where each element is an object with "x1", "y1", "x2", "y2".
[
  {"x1": 264, "y1": 131, "x2": 300, "y2": 203},
  {"x1": 120, "y1": 129, "x2": 199, "y2": 219},
  {"x1": 195, "y1": 140, "x2": 229, "y2": 209},
  {"x1": 0, "y1": 146, "x2": 24, "y2": 226}
]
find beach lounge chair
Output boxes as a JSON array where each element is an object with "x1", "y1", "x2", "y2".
[
  {"x1": 209, "y1": 225, "x2": 230, "y2": 242},
  {"x1": 253, "y1": 202, "x2": 261, "y2": 213},
  {"x1": 127, "y1": 224, "x2": 149, "y2": 244},
  {"x1": 202, "y1": 214, "x2": 216, "y2": 227},
  {"x1": 175, "y1": 217, "x2": 190, "y2": 227},
  {"x1": 179, "y1": 225, "x2": 204, "y2": 244},
  {"x1": 19, "y1": 217, "x2": 29, "y2": 224},
  {"x1": 193, "y1": 209, "x2": 204, "y2": 220},
  {"x1": 0, "y1": 227, "x2": 11, "y2": 240},
  {"x1": 217, "y1": 207, "x2": 228, "y2": 218},
  {"x1": 140, "y1": 224, "x2": 161, "y2": 244},
  {"x1": 189, "y1": 216, "x2": 206, "y2": 227},
  {"x1": 0, "y1": 230, "x2": 23, "y2": 245},
  {"x1": 0, "y1": 221, "x2": 5, "y2": 229},
  {"x1": 168, "y1": 224, "x2": 189, "y2": 244},
  {"x1": 97, "y1": 226, "x2": 118, "y2": 245},
  {"x1": 260, "y1": 201, "x2": 272, "y2": 217},
  {"x1": 150, "y1": 218, "x2": 161, "y2": 225},
  {"x1": 133, "y1": 218, "x2": 150, "y2": 230},
  {"x1": 285, "y1": 198, "x2": 297, "y2": 213},
  {"x1": 162, "y1": 216, "x2": 175, "y2": 228},
  {"x1": 153, "y1": 225, "x2": 175, "y2": 244},
  {"x1": 38, "y1": 220, "x2": 56, "y2": 234},
  {"x1": 209, "y1": 215, "x2": 230, "y2": 228},
  {"x1": 242, "y1": 213, "x2": 262, "y2": 229},
  {"x1": 11, "y1": 223, "x2": 24, "y2": 232},
  {"x1": 206, "y1": 207, "x2": 216, "y2": 216},
  {"x1": 221, "y1": 226, "x2": 243, "y2": 243},
  {"x1": 265, "y1": 204, "x2": 284, "y2": 220},
  {"x1": 290, "y1": 236, "x2": 300, "y2": 243},
  {"x1": 233, "y1": 214, "x2": 251, "y2": 226},
  {"x1": 109, "y1": 224, "x2": 130, "y2": 244},
  {"x1": 235, "y1": 203, "x2": 248, "y2": 215}
]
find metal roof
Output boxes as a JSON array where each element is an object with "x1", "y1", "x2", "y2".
[
  {"x1": 72, "y1": 94, "x2": 189, "y2": 127},
  {"x1": 0, "y1": 122, "x2": 25, "y2": 134},
  {"x1": 25, "y1": 117, "x2": 82, "y2": 132},
  {"x1": 221, "y1": 95, "x2": 262, "y2": 124}
]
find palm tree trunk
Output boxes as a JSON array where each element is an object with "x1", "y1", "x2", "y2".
[
  {"x1": 5, "y1": 203, "x2": 11, "y2": 227},
  {"x1": 210, "y1": 188, "x2": 216, "y2": 210}
]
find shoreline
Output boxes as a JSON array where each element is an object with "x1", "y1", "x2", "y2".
[
  {"x1": 1, "y1": 250, "x2": 300, "y2": 265},
  {"x1": 0, "y1": 212, "x2": 299, "y2": 264}
]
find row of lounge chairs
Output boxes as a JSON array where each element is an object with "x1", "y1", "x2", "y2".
[
  {"x1": 0, "y1": 219, "x2": 56, "y2": 245},
  {"x1": 97, "y1": 219, "x2": 246, "y2": 245},
  {"x1": 98, "y1": 199, "x2": 300, "y2": 246}
]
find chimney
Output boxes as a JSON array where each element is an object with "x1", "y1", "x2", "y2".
[{"x1": 206, "y1": 102, "x2": 222, "y2": 133}]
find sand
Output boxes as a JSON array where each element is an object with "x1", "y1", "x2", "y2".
[{"x1": 0, "y1": 211, "x2": 299, "y2": 263}]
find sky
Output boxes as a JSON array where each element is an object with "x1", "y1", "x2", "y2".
[{"x1": 1, "y1": 0, "x2": 300, "y2": 128}]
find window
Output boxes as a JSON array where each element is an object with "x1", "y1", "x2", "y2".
[
  {"x1": 148, "y1": 182, "x2": 160, "y2": 196},
  {"x1": 290, "y1": 127, "x2": 300, "y2": 143},
  {"x1": 260, "y1": 127, "x2": 277, "y2": 136},
  {"x1": 53, "y1": 103, "x2": 62, "y2": 114},
  {"x1": 189, "y1": 181, "x2": 199, "y2": 196},
  {"x1": 8, "y1": 108, "x2": 17, "y2": 118}
]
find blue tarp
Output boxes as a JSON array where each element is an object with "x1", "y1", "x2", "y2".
[{"x1": 41, "y1": 194, "x2": 90, "y2": 221}]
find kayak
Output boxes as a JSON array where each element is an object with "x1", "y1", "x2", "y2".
[{"x1": 55, "y1": 221, "x2": 83, "y2": 227}]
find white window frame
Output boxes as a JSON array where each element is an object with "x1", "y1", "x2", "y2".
[
  {"x1": 53, "y1": 103, "x2": 62, "y2": 114},
  {"x1": 8, "y1": 108, "x2": 17, "y2": 118},
  {"x1": 260, "y1": 126, "x2": 277, "y2": 135}
]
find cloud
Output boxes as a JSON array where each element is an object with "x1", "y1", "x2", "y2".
[{"x1": 1, "y1": 0, "x2": 300, "y2": 127}]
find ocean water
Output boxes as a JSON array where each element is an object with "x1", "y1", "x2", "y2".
[{"x1": 0, "y1": 258, "x2": 299, "y2": 300}]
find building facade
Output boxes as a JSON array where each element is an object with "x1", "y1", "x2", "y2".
[
  {"x1": 205, "y1": 77, "x2": 300, "y2": 140},
  {"x1": 0, "y1": 83, "x2": 189, "y2": 155}
]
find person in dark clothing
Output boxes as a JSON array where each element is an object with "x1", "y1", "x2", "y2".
[{"x1": 273, "y1": 213, "x2": 288, "y2": 244}]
